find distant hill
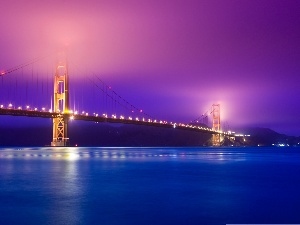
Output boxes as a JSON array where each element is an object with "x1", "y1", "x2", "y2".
[{"x1": 233, "y1": 127, "x2": 300, "y2": 147}]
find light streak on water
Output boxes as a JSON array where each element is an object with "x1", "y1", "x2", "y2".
[{"x1": 0, "y1": 147, "x2": 300, "y2": 163}]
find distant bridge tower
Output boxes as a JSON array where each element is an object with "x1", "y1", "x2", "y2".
[
  {"x1": 212, "y1": 104, "x2": 221, "y2": 146},
  {"x1": 51, "y1": 51, "x2": 70, "y2": 146}
]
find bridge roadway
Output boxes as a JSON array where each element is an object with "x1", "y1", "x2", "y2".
[{"x1": 0, "y1": 108, "x2": 227, "y2": 135}]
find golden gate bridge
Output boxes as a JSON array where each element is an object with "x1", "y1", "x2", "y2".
[{"x1": 0, "y1": 51, "x2": 231, "y2": 146}]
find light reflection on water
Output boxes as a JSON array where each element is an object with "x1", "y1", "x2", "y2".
[
  {"x1": 1, "y1": 147, "x2": 300, "y2": 163},
  {"x1": 0, "y1": 147, "x2": 250, "y2": 161}
]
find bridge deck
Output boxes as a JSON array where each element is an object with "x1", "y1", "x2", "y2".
[{"x1": 0, "y1": 108, "x2": 227, "y2": 135}]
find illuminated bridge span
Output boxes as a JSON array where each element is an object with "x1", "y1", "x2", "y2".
[
  {"x1": 0, "y1": 51, "x2": 230, "y2": 146},
  {"x1": 0, "y1": 106, "x2": 226, "y2": 135}
]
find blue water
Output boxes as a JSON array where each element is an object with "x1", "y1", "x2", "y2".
[{"x1": 0, "y1": 147, "x2": 300, "y2": 225}]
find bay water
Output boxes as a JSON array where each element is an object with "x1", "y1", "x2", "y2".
[{"x1": 0, "y1": 147, "x2": 300, "y2": 225}]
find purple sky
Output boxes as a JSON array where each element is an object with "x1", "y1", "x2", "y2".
[{"x1": 0, "y1": 0, "x2": 300, "y2": 135}]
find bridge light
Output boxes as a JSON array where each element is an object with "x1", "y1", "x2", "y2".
[
  {"x1": 18, "y1": 106, "x2": 22, "y2": 110},
  {"x1": 49, "y1": 109, "x2": 52, "y2": 113},
  {"x1": 26, "y1": 105, "x2": 30, "y2": 109},
  {"x1": 136, "y1": 117, "x2": 139, "y2": 121},
  {"x1": 42, "y1": 107, "x2": 45, "y2": 111},
  {"x1": 85, "y1": 113, "x2": 88, "y2": 116},
  {"x1": 70, "y1": 115, "x2": 74, "y2": 120},
  {"x1": 34, "y1": 108, "x2": 38, "y2": 111},
  {"x1": 8, "y1": 103, "x2": 12, "y2": 108},
  {"x1": 173, "y1": 124, "x2": 176, "y2": 128},
  {"x1": 0, "y1": 105, "x2": 3, "y2": 108},
  {"x1": 74, "y1": 111, "x2": 78, "y2": 115}
]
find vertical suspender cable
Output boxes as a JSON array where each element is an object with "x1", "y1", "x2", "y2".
[
  {"x1": 105, "y1": 86, "x2": 107, "y2": 114},
  {"x1": 15, "y1": 76, "x2": 17, "y2": 106},
  {"x1": 0, "y1": 76, "x2": 3, "y2": 103},
  {"x1": 36, "y1": 70, "x2": 39, "y2": 107},
  {"x1": 31, "y1": 64, "x2": 34, "y2": 107},
  {"x1": 26, "y1": 73, "x2": 28, "y2": 105}
]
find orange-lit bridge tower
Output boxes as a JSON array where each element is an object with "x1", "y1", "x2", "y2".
[
  {"x1": 51, "y1": 52, "x2": 70, "y2": 146},
  {"x1": 212, "y1": 104, "x2": 221, "y2": 146}
]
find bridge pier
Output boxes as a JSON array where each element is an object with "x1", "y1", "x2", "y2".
[
  {"x1": 51, "y1": 115, "x2": 69, "y2": 146},
  {"x1": 212, "y1": 134, "x2": 221, "y2": 146}
]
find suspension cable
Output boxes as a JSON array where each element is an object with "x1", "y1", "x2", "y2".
[
  {"x1": 190, "y1": 109, "x2": 211, "y2": 124},
  {"x1": 0, "y1": 52, "x2": 55, "y2": 77}
]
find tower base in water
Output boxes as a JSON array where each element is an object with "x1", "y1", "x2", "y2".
[{"x1": 51, "y1": 140, "x2": 69, "y2": 147}]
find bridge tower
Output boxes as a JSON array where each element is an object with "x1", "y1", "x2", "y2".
[
  {"x1": 212, "y1": 104, "x2": 221, "y2": 146},
  {"x1": 51, "y1": 51, "x2": 70, "y2": 146}
]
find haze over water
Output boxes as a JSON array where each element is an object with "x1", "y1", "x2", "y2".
[
  {"x1": 0, "y1": 147, "x2": 300, "y2": 225},
  {"x1": 1, "y1": 0, "x2": 300, "y2": 135}
]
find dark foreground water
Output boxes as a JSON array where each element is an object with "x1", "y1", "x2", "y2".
[{"x1": 0, "y1": 147, "x2": 300, "y2": 225}]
